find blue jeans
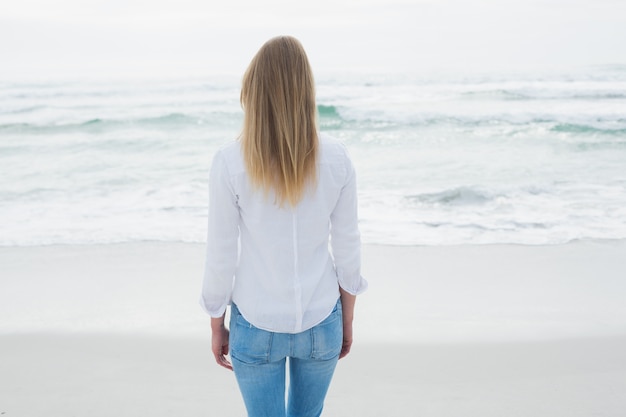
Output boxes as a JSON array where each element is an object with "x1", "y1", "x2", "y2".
[{"x1": 229, "y1": 300, "x2": 343, "y2": 417}]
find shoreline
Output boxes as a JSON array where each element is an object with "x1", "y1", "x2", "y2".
[
  {"x1": 2, "y1": 239, "x2": 626, "y2": 342},
  {"x1": 2, "y1": 235, "x2": 625, "y2": 249}
]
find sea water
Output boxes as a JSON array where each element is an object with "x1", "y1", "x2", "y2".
[{"x1": 1, "y1": 66, "x2": 626, "y2": 246}]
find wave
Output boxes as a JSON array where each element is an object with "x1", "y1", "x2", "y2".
[
  {"x1": 550, "y1": 123, "x2": 626, "y2": 136},
  {"x1": 326, "y1": 112, "x2": 626, "y2": 136},
  {"x1": 86, "y1": 113, "x2": 200, "y2": 127},
  {"x1": 460, "y1": 89, "x2": 626, "y2": 101},
  {"x1": 318, "y1": 104, "x2": 341, "y2": 118},
  {"x1": 317, "y1": 104, "x2": 344, "y2": 128},
  {"x1": 3, "y1": 111, "x2": 626, "y2": 139},
  {"x1": 405, "y1": 185, "x2": 551, "y2": 207},
  {"x1": 460, "y1": 90, "x2": 532, "y2": 101},
  {"x1": 0, "y1": 105, "x2": 344, "y2": 133},
  {"x1": 0, "y1": 105, "x2": 47, "y2": 115},
  {"x1": 417, "y1": 221, "x2": 552, "y2": 232},
  {"x1": 0, "y1": 112, "x2": 241, "y2": 134},
  {"x1": 0, "y1": 105, "x2": 340, "y2": 131},
  {"x1": 406, "y1": 186, "x2": 497, "y2": 206}
]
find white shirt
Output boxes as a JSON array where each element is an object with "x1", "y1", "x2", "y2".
[{"x1": 200, "y1": 133, "x2": 367, "y2": 333}]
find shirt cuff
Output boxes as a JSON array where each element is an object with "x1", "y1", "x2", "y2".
[
  {"x1": 199, "y1": 295, "x2": 230, "y2": 318},
  {"x1": 337, "y1": 268, "x2": 368, "y2": 295}
]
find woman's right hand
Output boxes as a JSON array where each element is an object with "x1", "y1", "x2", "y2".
[
  {"x1": 339, "y1": 288, "x2": 356, "y2": 359},
  {"x1": 339, "y1": 320, "x2": 353, "y2": 359}
]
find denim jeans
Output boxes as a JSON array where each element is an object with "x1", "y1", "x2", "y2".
[{"x1": 229, "y1": 300, "x2": 343, "y2": 417}]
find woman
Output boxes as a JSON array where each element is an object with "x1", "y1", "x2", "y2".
[{"x1": 200, "y1": 36, "x2": 367, "y2": 417}]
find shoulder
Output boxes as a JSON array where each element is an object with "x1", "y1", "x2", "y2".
[
  {"x1": 215, "y1": 140, "x2": 242, "y2": 160},
  {"x1": 212, "y1": 140, "x2": 245, "y2": 176},
  {"x1": 318, "y1": 133, "x2": 352, "y2": 165},
  {"x1": 317, "y1": 133, "x2": 356, "y2": 186}
]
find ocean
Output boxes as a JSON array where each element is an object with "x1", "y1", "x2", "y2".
[{"x1": 1, "y1": 66, "x2": 626, "y2": 246}]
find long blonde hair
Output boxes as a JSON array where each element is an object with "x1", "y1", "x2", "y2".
[{"x1": 240, "y1": 36, "x2": 318, "y2": 207}]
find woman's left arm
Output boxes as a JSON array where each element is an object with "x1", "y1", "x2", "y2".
[
  {"x1": 200, "y1": 150, "x2": 239, "y2": 317},
  {"x1": 200, "y1": 150, "x2": 239, "y2": 369},
  {"x1": 211, "y1": 313, "x2": 233, "y2": 370}
]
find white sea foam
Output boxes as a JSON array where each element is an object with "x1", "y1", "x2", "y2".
[{"x1": 1, "y1": 68, "x2": 626, "y2": 246}]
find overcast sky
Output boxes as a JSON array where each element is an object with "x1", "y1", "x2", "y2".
[{"x1": 1, "y1": 0, "x2": 625, "y2": 79}]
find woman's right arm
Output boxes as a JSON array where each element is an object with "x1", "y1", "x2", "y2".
[
  {"x1": 339, "y1": 287, "x2": 356, "y2": 359},
  {"x1": 330, "y1": 147, "x2": 368, "y2": 358},
  {"x1": 330, "y1": 148, "x2": 368, "y2": 297}
]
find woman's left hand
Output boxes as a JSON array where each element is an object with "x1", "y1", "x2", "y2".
[{"x1": 211, "y1": 317, "x2": 233, "y2": 371}]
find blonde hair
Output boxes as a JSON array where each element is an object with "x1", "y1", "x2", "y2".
[{"x1": 240, "y1": 36, "x2": 318, "y2": 207}]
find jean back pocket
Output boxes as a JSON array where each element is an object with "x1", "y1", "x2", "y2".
[
  {"x1": 229, "y1": 304, "x2": 273, "y2": 365},
  {"x1": 310, "y1": 301, "x2": 343, "y2": 360}
]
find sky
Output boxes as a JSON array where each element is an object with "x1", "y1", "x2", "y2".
[{"x1": 1, "y1": 0, "x2": 626, "y2": 79}]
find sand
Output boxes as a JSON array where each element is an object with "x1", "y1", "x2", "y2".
[{"x1": 1, "y1": 241, "x2": 626, "y2": 416}]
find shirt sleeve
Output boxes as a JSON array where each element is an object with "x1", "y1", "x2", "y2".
[
  {"x1": 330, "y1": 147, "x2": 368, "y2": 295},
  {"x1": 199, "y1": 150, "x2": 240, "y2": 317}
]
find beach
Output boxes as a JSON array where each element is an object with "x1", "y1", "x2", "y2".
[
  {"x1": 2, "y1": 241, "x2": 625, "y2": 416},
  {"x1": 3, "y1": 2, "x2": 626, "y2": 414},
  {"x1": 2, "y1": 0, "x2": 626, "y2": 413}
]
